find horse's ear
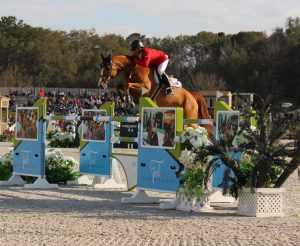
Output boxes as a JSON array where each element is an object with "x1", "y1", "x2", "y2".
[{"x1": 101, "y1": 53, "x2": 105, "y2": 60}]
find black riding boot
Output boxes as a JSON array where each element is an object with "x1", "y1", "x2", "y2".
[{"x1": 161, "y1": 73, "x2": 174, "y2": 96}]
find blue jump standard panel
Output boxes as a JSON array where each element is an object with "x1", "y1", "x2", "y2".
[
  {"x1": 137, "y1": 146, "x2": 180, "y2": 193},
  {"x1": 79, "y1": 102, "x2": 114, "y2": 176},
  {"x1": 13, "y1": 99, "x2": 46, "y2": 177},
  {"x1": 136, "y1": 98, "x2": 184, "y2": 193},
  {"x1": 13, "y1": 120, "x2": 45, "y2": 177},
  {"x1": 79, "y1": 121, "x2": 111, "y2": 176}
]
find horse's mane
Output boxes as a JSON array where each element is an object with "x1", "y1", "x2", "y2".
[
  {"x1": 111, "y1": 54, "x2": 135, "y2": 71},
  {"x1": 112, "y1": 54, "x2": 134, "y2": 61}
]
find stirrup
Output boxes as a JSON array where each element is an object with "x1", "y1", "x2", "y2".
[{"x1": 166, "y1": 87, "x2": 174, "y2": 96}]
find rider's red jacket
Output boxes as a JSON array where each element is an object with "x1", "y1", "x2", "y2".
[{"x1": 133, "y1": 48, "x2": 168, "y2": 67}]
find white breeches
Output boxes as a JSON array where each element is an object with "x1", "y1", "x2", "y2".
[{"x1": 157, "y1": 59, "x2": 169, "y2": 76}]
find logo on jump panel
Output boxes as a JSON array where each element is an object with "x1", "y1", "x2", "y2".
[
  {"x1": 150, "y1": 160, "x2": 163, "y2": 183},
  {"x1": 88, "y1": 151, "x2": 98, "y2": 168},
  {"x1": 21, "y1": 150, "x2": 31, "y2": 168}
]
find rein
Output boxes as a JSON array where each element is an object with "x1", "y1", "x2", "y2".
[{"x1": 127, "y1": 56, "x2": 135, "y2": 80}]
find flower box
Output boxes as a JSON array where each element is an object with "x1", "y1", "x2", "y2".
[
  {"x1": 176, "y1": 189, "x2": 212, "y2": 212},
  {"x1": 237, "y1": 188, "x2": 284, "y2": 217}
]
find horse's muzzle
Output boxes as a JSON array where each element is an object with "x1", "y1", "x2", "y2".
[
  {"x1": 100, "y1": 82, "x2": 107, "y2": 89},
  {"x1": 98, "y1": 78, "x2": 107, "y2": 89}
]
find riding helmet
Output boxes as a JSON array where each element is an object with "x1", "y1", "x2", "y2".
[{"x1": 130, "y1": 40, "x2": 144, "y2": 51}]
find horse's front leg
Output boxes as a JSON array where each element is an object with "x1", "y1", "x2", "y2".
[{"x1": 126, "y1": 83, "x2": 150, "y2": 98}]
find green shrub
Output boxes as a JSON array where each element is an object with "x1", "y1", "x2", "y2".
[
  {"x1": 45, "y1": 149, "x2": 80, "y2": 184},
  {"x1": 177, "y1": 127, "x2": 210, "y2": 201},
  {"x1": 0, "y1": 161, "x2": 13, "y2": 180},
  {"x1": 179, "y1": 165, "x2": 205, "y2": 201},
  {"x1": 0, "y1": 150, "x2": 13, "y2": 180}
]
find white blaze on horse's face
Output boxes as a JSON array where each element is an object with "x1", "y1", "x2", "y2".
[
  {"x1": 98, "y1": 68, "x2": 109, "y2": 89},
  {"x1": 99, "y1": 56, "x2": 118, "y2": 88},
  {"x1": 98, "y1": 68, "x2": 104, "y2": 82}
]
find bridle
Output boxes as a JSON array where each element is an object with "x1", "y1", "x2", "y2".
[
  {"x1": 98, "y1": 57, "x2": 118, "y2": 89},
  {"x1": 98, "y1": 54, "x2": 135, "y2": 89}
]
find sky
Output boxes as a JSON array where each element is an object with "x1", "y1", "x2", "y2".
[{"x1": 0, "y1": 0, "x2": 299, "y2": 38}]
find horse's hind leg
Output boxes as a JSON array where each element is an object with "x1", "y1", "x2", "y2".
[
  {"x1": 191, "y1": 92, "x2": 213, "y2": 137},
  {"x1": 182, "y1": 98, "x2": 199, "y2": 129}
]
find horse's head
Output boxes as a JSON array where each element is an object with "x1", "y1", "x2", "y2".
[{"x1": 98, "y1": 54, "x2": 118, "y2": 89}]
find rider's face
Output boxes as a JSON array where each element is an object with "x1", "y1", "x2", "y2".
[{"x1": 132, "y1": 49, "x2": 139, "y2": 56}]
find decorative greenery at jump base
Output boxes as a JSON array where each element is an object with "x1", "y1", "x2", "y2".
[{"x1": 0, "y1": 149, "x2": 79, "y2": 184}]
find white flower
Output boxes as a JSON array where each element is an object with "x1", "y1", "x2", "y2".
[
  {"x1": 65, "y1": 156, "x2": 80, "y2": 171},
  {"x1": 0, "y1": 150, "x2": 13, "y2": 165},
  {"x1": 180, "y1": 126, "x2": 210, "y2": 150},
  {"x1": 179, "y1": 126, "x2": 211, "y2": 168},
  {"x1": 50, "y1": 132, "x2": 75, "y2": 144},
  {"x1": 232, "y1": 125, "x2": 257, "y2": 147},
  {"x1": 179, "y1": 149, "x2": 197, "y2": 168}
]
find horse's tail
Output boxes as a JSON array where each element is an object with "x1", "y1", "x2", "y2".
[{"x1": 191, "y1": 92, "x2": 214, "y2": 137}]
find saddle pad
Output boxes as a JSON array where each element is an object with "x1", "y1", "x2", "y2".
[
  {"x1": 169, "y1": 77, "x2": 182, "y2": 88},
  {"x1": 153, "y1": 72, "x2": 182, "y2": 88}
]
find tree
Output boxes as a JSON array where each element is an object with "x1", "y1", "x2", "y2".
[
  {"x1": 189, "y1": 72, "x2": 227, "y2": 91},
  {"x1": 0, "y1": 14, "x2": 299, "y2": 104}
]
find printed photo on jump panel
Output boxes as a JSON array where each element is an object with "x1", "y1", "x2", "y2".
[
  {"x1": 81, "y1": 109, "x2": 106, "y2": 142},
  {"x1": 141, "y1": 107, "x2": 176, "y2": 149},
  {"x1": 216, "y1": 110, "x2": 253, "y2": 148},
  {"x1": 216, "y1": 111, "x2": 240, "y2": 147},
  {"x1": 15, "y1": 107, "x2": 39, "y2": 141}
]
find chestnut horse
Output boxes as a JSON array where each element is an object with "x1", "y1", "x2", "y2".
[{"x1": 98, "y1": 54, "x2": 213, "y2": 136}]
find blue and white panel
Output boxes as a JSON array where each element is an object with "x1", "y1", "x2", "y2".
[
  {"x1": 137, "y1": 147, "x2": 180, "y2": 193},
  {"x1": 13, "y1": 109, "x2": 45, "y2": 177},
  {"x1": 79, "y1": 121, "x2": 111, "y2": 176},
  {"x1": 137, "y1": 107, "x2": 181, "y2": 193}
]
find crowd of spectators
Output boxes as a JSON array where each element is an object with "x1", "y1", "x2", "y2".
[
  {"x1": 7, "y1": 88, "x2": 138, "y2": 126},
  {"x1": 46, "y1": 90, "x2": 137, "y2": 116}
]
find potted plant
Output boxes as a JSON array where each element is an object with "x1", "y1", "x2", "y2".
[
  {"x1": 176, "y1": 126, "x2": 212, "y2": 212},
  {"x1": 203, "y1": 95, "x2": 299, "y2": 217}
]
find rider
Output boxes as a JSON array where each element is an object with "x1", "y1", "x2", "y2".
[{"x1": 130, "y1": 40, "x2": 174, "y2": 96}]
